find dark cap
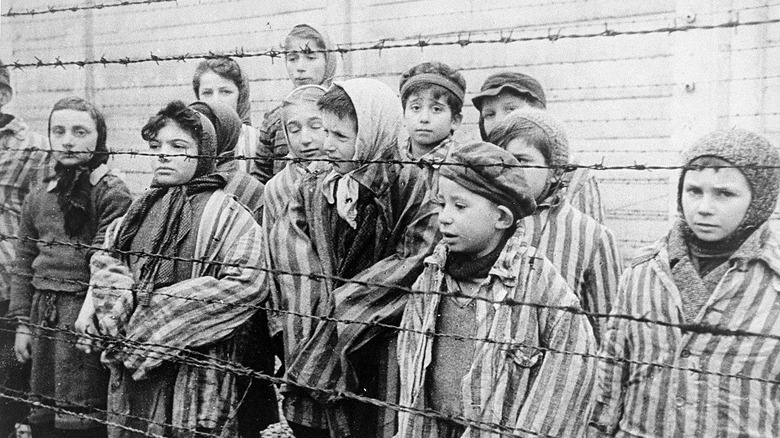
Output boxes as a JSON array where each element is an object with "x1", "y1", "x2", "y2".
[
  {"x1": 439, "y1": 141, "x2": 537, "y2": 222},
  {"x1": 472, "y1": 72, "x2": 546, "y2": 110}
]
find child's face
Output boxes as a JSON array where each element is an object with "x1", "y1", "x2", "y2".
[
  {"x1": 481, "y1": 91, "x2": 533, "y2": 136},
  {"x1": 283, "y1": 101, "x2": 326, "y2": 161},
  {"x1": 49, "y1": 109, "x2": 98, "y2": 167},
  {"x1": 682, "y1": 167, "x2": 752, "y2": 242},
  {"x1": 148, "y1": 121, "x2": 200, "y2": 186},
  {"x1": 321, "y1": 110, "x2": 358, "y2": 174},
  {"x1": 197, "y1": 70, "x2": 240, "y2": 112},
  {"x1": 437, "y1": 177, "x2": 508, "y2": 257},
  {"x1": 505, "y1": 138, "x2": 550, "y2": 201},
  {"x1": 404, "y1": 89, "x2": 460, "y2": 150},
  {"x1": 285, "y1": 36, "x2": 328, "y2": 87}
]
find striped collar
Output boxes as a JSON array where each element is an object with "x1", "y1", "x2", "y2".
[{"x1": 46, "y1": 163, "x2": 109, "y2": 192}]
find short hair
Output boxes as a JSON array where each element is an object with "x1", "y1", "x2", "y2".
[
  {"x1": 192, "y1": 57, "x2": 244, "y2": 98},
  {"x1": 399, "y1": 62, "x2": 466, "y2": 116},
  {"x1": 687, "y1": 155, "x2": 733, "y2": 170},
  {"x1": 488, "y1": 117, "x2": 553, "y2": 165},
  {"x1": 284, "y1": 25, "x2": 327, "y2": 51},
  {"x1": 317, "y1": 85, "x2": 357, "y2": 127},
  {"x1": 142, "y1": 100, "x2": 203, "y2": 143}
]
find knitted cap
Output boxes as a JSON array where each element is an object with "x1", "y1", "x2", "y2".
[
  {"x1": 439, "y1": 141, "x2": 537, "y2": 221},
  {"x1": 472, "y1": 72, "x2": 547, "y2": 110},
  {"x1": 0, "y1": 60, "x2": 9, "y2": 91},
  {"x1": 489, "y1": 107, "x2": 569, "y2": 169},
  {"x1": 678, "y1": 128, "x2": 780, "y2": 233}
]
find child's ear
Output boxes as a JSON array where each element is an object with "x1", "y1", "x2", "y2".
[
  {"x1": 450, "y1": 113, "x2": 463, "y2": 132},
  {"x1": 495, "y1": 205, "x2": 515, "y2": 230}
]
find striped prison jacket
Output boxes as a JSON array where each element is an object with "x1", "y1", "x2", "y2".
[
  {"x1": 397, "y1": 226, "x2": 597, "y2": 437},
  {"x1": 0, "y1": 117, "x2": 50, "y2": 302},
  {"x1": 563, "y1": 164, "x2": 605, "y2": 224},
  {"x1": 269, "y1": 156, "x2": 439, "y2": 433},
  {"x1": 589, "y1": 223, "x2": 780, "y2": 437},
  {"x1": 90, "y1": 189, "x2": 267, "y2": 433},
  {"x1": 522, "y1": 196, "x2": 622, "y2": 342}
]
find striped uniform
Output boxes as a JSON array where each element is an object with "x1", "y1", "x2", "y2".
[
  {"x1": 91, "y1": 190, "x2": 268, "y2": 434},
  {"x1": 589, "y1": 224, "x2": 780, "y2": 437},
  {"x1": 219, "y1": 162, "x2": 265, "y2": 224},
  {"x1": 235, "y1": 123, "x2": 264, "y2": 180},
  {"x1": 400, "y1": 136, "x2": 455, "y2": 198},
  {"x1": 564, "y1": 167, "x2": 605, "y2": 224},
  {"x1": 397, "y1": 227, "x2": 597, "y2": 437},
  {"x1": 270, "y1": 158, "x2": 439, "y2": 434},
  {"x1": 522, "y1": 198, "x2": 622, "y2": 341},
  {"x1": 0, "y1": 117, "x2": 50, "y2": 302},
  {"x1": 256, "y1": 106, "x2": 288, "y2": 184}
]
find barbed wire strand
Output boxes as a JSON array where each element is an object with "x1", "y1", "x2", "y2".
[
  {"x1": 0, "y1": 0, "x2": 178, "y2": 17},
  {"x1": 2, "y1": 14, "x2": 779, "y2": 70}
]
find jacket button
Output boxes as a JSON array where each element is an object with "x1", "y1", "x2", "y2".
[{"x1": 680, "y1": 349, "x2": 691, "y2": 358}]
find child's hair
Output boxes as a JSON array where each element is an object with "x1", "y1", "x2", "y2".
[
  {"x1": 489, "y1": 115, "x2": 552, "y2": 164},
  {"x1": 284, "y1": 24, "x2": 327, "y2": 51},
  {"x1": 0, "y1": 59, "x2": 11, "y2": 93},
  {"x1": 48, "y1": 96, "x2": 109, "y2": 168},
  {"x1": 317, "y1": 85, "x2": 357, "y2": 127},
  {"x1": 142, "y1": 100, "x2": 203, "y2": 143},
  {"x1": 192, "y1": 58, "x2": 244, "y2": 98},
  {"x1": 399, "y1": 61, "x2": 466, "y2": 117},
  {"x1": 282, "y1": 84, "x2": 327, "y2": 110}
]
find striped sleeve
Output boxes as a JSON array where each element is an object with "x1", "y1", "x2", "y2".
[
  {"x1": 588, "y1": 268, "x2": 634, "y2": 435},
  {"x1": 584, "y1": 228, "x2": 623, "y2": 341},
  {"x1": 513, "y1": 258, "x2": 597, "y2": 437},
  {"x1": 567, "y1": 170, "x2": 605, "y2": 224}
]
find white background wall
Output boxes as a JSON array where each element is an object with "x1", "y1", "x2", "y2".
[{"x1": 2, "y1": 0, "x2": 779, "y2": 259}]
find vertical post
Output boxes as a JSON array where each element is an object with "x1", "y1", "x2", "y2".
[
  {"x1": 82, "y1": 3, "x2": 95, "y2": 101},
  {"x1": 327, "y1": 0, "x2": 354, "y2": 78}
]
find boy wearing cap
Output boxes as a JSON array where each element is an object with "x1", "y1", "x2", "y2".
[
  {"x1": 398, "y1": 62, "x2": 465, "y2": 194},
  {"x1": 488, "y1": 108, "x2": 622, "y2": 342},
  {"x1": 473, "y1": 71, "x2": 605, "y2": 223},
  {"x1": 590, "y1": 128, "x2": 780, "y2": 437},
  {"x1": 0, "y1": 60, "x2": 50, "y2": 438},
  {"x1": 397, "y1": 141, "x2": 596, "y2": 437},
  {"x1": 270, "y1": 78, "x2": 438, "y2": 437}
]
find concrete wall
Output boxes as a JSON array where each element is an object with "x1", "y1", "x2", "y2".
[{"x1": 2, "y1": 0, "x2": 779, "y2": 258}]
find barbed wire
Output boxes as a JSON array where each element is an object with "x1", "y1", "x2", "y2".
[
  {"x1": 3, "y1": 14, "x2": 779, "y2": 70},
  {"x1": 4, "y1": 233, "x2": 780, "y2": 345},
  {"x1": 0, "y1": 0, "x2": 177, "y2": 17}
]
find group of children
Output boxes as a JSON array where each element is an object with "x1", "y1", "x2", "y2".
[{"x1": 0, "y1": 22, "x2": 779, "y2": 438}]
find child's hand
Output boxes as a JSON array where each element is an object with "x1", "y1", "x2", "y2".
[
  {"x1": 75, "y1": 298, "x2": 99, "y2": 354},
  {"x1": 14, "y1": 325, "x2": 32, "y2": 363}
]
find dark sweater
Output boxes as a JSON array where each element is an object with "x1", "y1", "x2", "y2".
[{"x1": 8, "y1": 166, "x2": 132, "y2": 321}]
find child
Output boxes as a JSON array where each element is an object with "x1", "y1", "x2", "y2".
[
  {"x1": 473, "y1": 71, "x2": 605, "y2": 223},
  {"x1": 189, "y1": 100, "x2": 265, "y2": 223},
  {"x1": 192, "y1": 57, "x2": 263, "y2": 179},
  {"x1": 589, "y1": 128, "x2": 780, "y2": 437},
  {"x1": 397, "y1": 141, "x2": 596, "y2": 437},
  {"x1": 270, "y1": 78, "x2": 438, "y2": 437},
  {"x1": 9, "y1": 96, "x2": 132, "y2": 438},
  {"x1": 257, "y1": 24, "x2": 338, "y2": 183},
  {"x1": 488, "y1": 108, "x2": 622, "y2": 341},
  {"x1": 0, "y1": 60, "x2": 51, "y2": 438},
  {"x1": 399, "y1": 61, "x2": 465, "y2": 160},
  {"x1": 263, "y1": 85, "x2": 327, "y2": 366},
  {"x1": 75, "y1": 101, "x2": 268, "y2": 437}
]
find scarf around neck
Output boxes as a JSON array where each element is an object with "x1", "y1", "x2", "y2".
[{"x1": 445, "y1": 229, "x2": 514, "y2": 281}]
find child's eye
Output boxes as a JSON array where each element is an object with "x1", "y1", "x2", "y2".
[
  {"x1": 483, "y1": 112, "x2": 495, "y2": 120},
  {"x1": 306, "y1": 54, "x2": 319, "y2": 61},
  {"x1": 285, "y1": 54, "x2": 299, "y2": 62},
  {"x1": 310, "y1": 121, "x2": 323, "y2": 130},
  {"x1": 148, "y1": 141, "x2": 160, "y2": 150},
  {"x1": 454, "y1": 202, "x2": 467, "y2": 210},
  {"x1": 410, "y1": 104, "x2": 421, "y2": 112},
  {"x1": 51, "y1": 127, "x2": 65, "y2": 135},
  {"x1": 685, "y1": 187, "x2": 703, "y2": 196},
  {"x1": 717, "y1": 189, "x2": 736, "y2": 197},
  {"x1": 219, "y1": 89, "x2": 234, "y2": 95},
  {"x1": 73, "y1": 129, "x2": 88, "y2": 137},
  {"x1": 201, "y1": 90, "x2": 213, "y2": 96},
  {"x1": 287, "y1": 125, "x2": 301, "y2": 134}
]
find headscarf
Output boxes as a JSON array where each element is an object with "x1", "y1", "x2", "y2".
[
  {"x1": 284, "y1": 24, "x2": 338, "y2": 87},
  {"x1": 47, "y1": 96, "x2": 110, "y2": 237},
  {"x1": 321, "y1": 78, "x2": 404, "y2": 228},
  {"x1": 677, "y1": 128, "x2": 780, "y2": 254},
  {"x1": 189, "y1": 100, "x2": 242, "y2": 166},
  {"x1": 192, "y1": 57, "x2": 253, "y2": 126},
  {"x1": 115, "y1": 107, "x2": 225, "y2": 291}
]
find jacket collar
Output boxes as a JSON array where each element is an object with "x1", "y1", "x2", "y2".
[{"x1": 46, "y1": 163, "x2": 109, "y2": 192}]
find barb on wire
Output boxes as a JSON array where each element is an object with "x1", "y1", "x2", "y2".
[
  {"x1": 3, "y1": 236, "x2": 780, "y2": 345},
  {"x1": 1, "y1": 0, "x2": 177, "y2": 17},
  {"x1": 3, "y1": 15, "x2": 780, "y2": 70}
]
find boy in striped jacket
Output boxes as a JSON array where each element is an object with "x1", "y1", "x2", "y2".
[
  {"x1": 397, "y1": 141, "x2": 596, "y2": 437},
  {"x1": 589, "y1": 128, "x2": 780, "y2": 437},
  {"x1": 488, "y1": 108, "x2": 622, "y2": 342}
]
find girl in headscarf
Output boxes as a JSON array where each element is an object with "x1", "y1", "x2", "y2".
[
  {"x1": 75, "y1": 100, "x2": 267, "y2": 438},
  {"x1": 192, "y1": 57, "x2": 262, "y2": 180},
  {"x1": 189, "y1": 100, "x2": 264, "y2": 223},
  {"x1": 256, "y1": 24, "x2": 338, "y2": 183},
  {"x1": 9, "y1": 96, "x2": 132, "y2": 438}
]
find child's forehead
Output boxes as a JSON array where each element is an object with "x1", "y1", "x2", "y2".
[
  {"x1": 407, "y1": 86, "x2": 450, "y2": 103},
  {"x1": 282, "y1": 100, "x2": 320, "y2": 118},
  {"x1": 285, "y1": 35, "x2": 325, "y2": 52}
]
